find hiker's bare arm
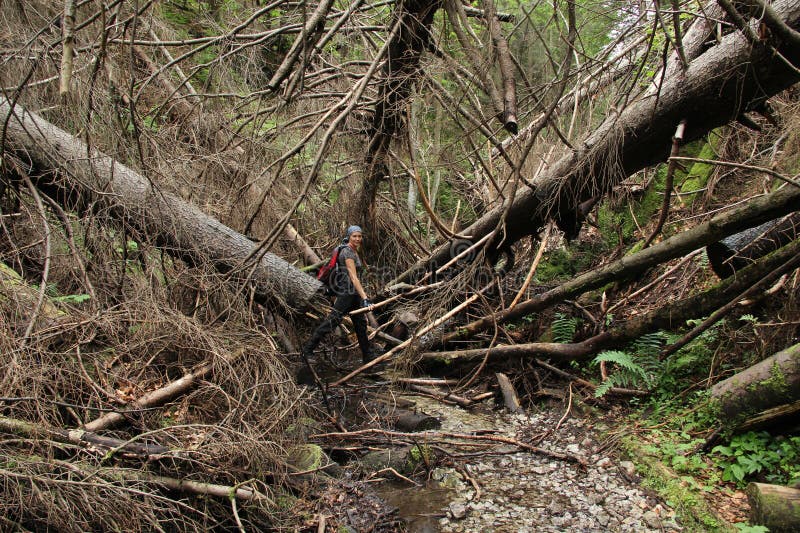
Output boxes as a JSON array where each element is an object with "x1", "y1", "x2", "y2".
[{"x1": 345, "y1": 258, "x2": 368, "y2": 300}]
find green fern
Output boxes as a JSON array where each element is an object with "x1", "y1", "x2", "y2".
[
  {"x1": 551, "y1": 313, "x2": 579, "y2": 343},
  {"x1": 592, "y1": 349, "x2": 662, "y2": 398},
  {"x1": 629, "y1": 331, "x2": 667, "y2": 356}
]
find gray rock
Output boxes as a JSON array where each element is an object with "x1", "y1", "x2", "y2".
[
  {"x1": 547, "y1": 500, "x2": 565, "y2": 515},
  {"x1": 619, "y1": 460, "x2": 636, "y2": 477},
  {"x1": 643, "y1": 510, "x2": 662, "y2": 529},
  {"x1": 449, "y1": 502, "x2": 468, "y2": 520}
]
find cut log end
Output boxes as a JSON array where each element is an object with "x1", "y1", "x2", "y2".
[{"x1": 747, "y1": 482, "x2": 800, "y2": 532}]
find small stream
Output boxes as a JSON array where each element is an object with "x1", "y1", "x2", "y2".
[
  {"x1": 368, "y1": 395, "x2": 681, "y2": 532},
  {"x1": 372, "y1": 480, "x2": 453, "y2": 533}
]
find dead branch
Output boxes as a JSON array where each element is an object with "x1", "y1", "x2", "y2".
[
  {"x1": 643, "y1": 119, "x2": 687, "y2": 247},
  {"x1": 419, "y1": 237, "x2": 800, "y2": 366},
  {"x1": 0, "y1": 415, "x2": 169, "y2": 457},
  {"x1": 311, "y1": 428, "x2": 585, "y2": 465}
]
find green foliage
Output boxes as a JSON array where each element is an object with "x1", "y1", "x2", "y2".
[
  {"x1": 591, "y1": 349, "x2": 660, "y2": 397},
  {"x1": 52, "y1": 293, "x2": 91, "y2": 305},
  {"x1": 711, "y1": 431, "x2": 800, "y2": 488},
  {"x1": 550, "y1": 312, "x2": 579, "y2": 343},
  {"x1": 536, "y1": 246, "x2": 595, "y2": 282},
  {"x1": 733, "y1": 524, "x2": 769, "y2": 533}
]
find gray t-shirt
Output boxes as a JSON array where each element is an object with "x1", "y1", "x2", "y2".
[{"x1": 332, "y1": 245, "x2": 363, "y2": 295}]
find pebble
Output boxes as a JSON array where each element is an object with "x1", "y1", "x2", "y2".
[
  {"x1": 399, "y1": 396, "x2": 681, "y2": 533},
  {"x1": 620, "y1": 460, "x2": 636, "y2": 477},
  {"x1": 449, "y1": 502, "x2": 468, "y2": 520}
]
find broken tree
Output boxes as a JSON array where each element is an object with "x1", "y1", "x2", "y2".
[
  {"x1": 389, "y1": 0, "x2": 800, "y2": 286},
  {"x1": 0, "y1": 98, "x2": 322, "y2": 309}
]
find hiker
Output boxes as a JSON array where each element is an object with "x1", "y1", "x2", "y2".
[{"x1": 302, "y1": 225, "x2": 381, "y2": 364}]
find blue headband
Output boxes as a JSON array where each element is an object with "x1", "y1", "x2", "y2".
[{"x1": 346, "y1": 225, "x2": 363, "y2": 239}]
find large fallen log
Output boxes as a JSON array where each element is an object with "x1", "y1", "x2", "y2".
[
  {"x1": 418, "y1": 239, "x2": 800, "y2": 366},
  {"x1": 0, "y1": 99, "x2": 323, "y2": 310},
  {"x1": 432, "y1": 185, "x2": 800, "y2": 348},
  {"x1": 707, "y1": 212, "x2": 800, "y2": 278},
  {"x1": 711, "y1": 342, "x2": 800, "y2": 423},
  {"x1": 389, "y1": 0, "x2": 800, "y2": 287},
  {"x1": 747, "y1": 482, "x2": 800, "y2": 533}
]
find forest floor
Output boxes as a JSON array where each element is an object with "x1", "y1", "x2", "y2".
[{"x1": 299, "y1": 373, "x2": 752, "y2": 533}]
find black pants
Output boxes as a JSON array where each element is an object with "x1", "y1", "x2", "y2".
[{"x1": 304, "y1": 293, "x2": 371, "y2": 361}]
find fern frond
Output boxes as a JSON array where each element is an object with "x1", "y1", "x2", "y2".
[
  {"x1": 595, "y1": 350, "x2": 646, "y2": 378},
  {"x1": 630, "y1": 332, "x2": 667, "y2": 356},
  {"x1": 551, "y1": 313, "x2": 579, "y2": 344}
]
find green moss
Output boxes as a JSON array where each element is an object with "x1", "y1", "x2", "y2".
[
  {"x1": 679, "y1": 138, "x2": 718, "y2": 203},
  {"x1": 287, "y1": 444, "x2": 324, "y2": 472},
  {"x1": 407, "y1": 444, "x2": 432, "y2": 470},
  {"x1": 621, "y1": 435, "x2": 733, "y2": 532},
  {"x1": 535, "y1": 246, "x2": 595, "y2": 283}
]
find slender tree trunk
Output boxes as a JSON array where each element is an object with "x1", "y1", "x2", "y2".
[{"x1": 356, "y1": 0, "x2": 443, "y2": 226}]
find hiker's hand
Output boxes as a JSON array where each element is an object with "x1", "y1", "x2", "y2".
[{"x1": 361, "y1": 298, "x2": 372, "y2": 309}]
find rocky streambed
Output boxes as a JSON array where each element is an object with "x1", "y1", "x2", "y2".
[{"x1": 373, "y1": 395, "x2": 682, "y2": 532}]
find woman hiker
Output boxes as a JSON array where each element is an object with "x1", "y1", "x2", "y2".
[{"x1": 302, "y1": 225, "x2": 382, "y2": 364}]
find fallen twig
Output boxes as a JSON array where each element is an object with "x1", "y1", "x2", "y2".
[{"x1": 312, "y1": 428, "x2": 585, "y2": 465}]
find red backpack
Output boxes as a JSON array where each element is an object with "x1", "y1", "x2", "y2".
[{"x1": 316, "y1": 244, "x2": 347, "y2": 287}]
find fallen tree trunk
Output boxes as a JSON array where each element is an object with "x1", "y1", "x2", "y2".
[
  {"x1": 419, "y1": 239, "x2": 800, "y2": 366},
  {"x1": 0, "y1": 99, "x2": 323, "y2": 310},
  {"x1": 707, "y1": 212, "x2": 800, "y2": 278},
  {"x1": 81, "y1": 361, "x2": 214, "y2": 432},
  {"x1": 747, "y1": 482, "x2": 800, "y2": 532},
  {"x1": 433, "y1": 185, "x2": 800, "y2": 348},
  {"x1": 735, "y1": 400, "x2": 800, "y2": 433},
  {"x1": 0, "y1": 415, "x2": 169, "y2": 457},
  {"x1": 389, "y1": 0, "x2": 800, "y2": 286},
  {"x1": 711, "y1": 342, "x2": 800, "y2": 423}
]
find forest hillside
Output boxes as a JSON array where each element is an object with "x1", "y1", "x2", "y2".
[{"x1": 1, "y1": 0, "x2": 799, "y2": 531}]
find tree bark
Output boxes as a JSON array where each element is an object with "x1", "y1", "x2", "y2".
[
  {"x1": 0, "y1": 99, "x2": 323, "y2": 310},
  {"x1": 735, "y1": 400, "x2": 800, "y2": 433},
  {"x1": 356, "y1": 0, "x2": 442, "y2": 226},
  {"x1": 389, "y1": 0, "x2": 800, "y2": 286},
  {"x1": 711, "y1": 342, "x2": 800, "y2": 422},
  {"x1": 496, "y1": 372, "x2": 522, "y2": 413},
  {"x1": 747, "y1": 482, "x2": 800, "y2": 533},
  {"x1": 434, "y1": 185, "x2": 800, "y2": 347}
]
